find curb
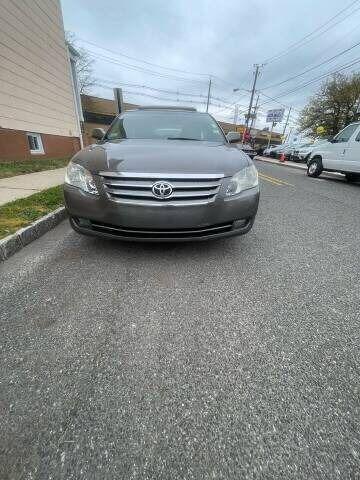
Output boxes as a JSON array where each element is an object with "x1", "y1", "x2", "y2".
[
  {"x1": 0, "y1": 207, "x2": 67, "y2": 261},
  {"x1": 255, "y1": 156, "x2": 307, "y2": 171}
]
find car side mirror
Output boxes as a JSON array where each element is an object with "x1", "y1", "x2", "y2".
[
  {"x1": 91, "y1": 128, "x2": 105, "y2": 140},
  {"x1": 226, "y1": 131, "x2": 241, "y2": 143}
]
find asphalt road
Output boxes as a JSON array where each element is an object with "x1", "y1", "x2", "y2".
[{"x1": 1, "y1": 161, "x2": 360, "y2": 479}]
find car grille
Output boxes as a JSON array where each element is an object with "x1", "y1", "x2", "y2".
[
  {"x1": 87, "y1": 220, "x2": 233, "y2": 239},
  {"x1": 99, "y1": 171, "x2": 224, "y2": 205}
]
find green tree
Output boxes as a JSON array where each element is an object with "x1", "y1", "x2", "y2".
[{"x1": 298, "y1": 73, "x2": 360, "y2": 137}]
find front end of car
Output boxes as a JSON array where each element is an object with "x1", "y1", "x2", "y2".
[
  {"x1": 64, "y1": 161, "x2": 260, "y2": 242},
  {"x1": 297, "y1": 148, "x2": 312, "y2": 162}
]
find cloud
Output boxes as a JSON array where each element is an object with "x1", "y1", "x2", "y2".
[{"x1": 61, "y1": 0, "x2": 360, "y2": 131}]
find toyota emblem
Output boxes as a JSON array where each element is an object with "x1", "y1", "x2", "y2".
[{"x1": 152, "y1": 181, "x2": 173, "y2": 199}]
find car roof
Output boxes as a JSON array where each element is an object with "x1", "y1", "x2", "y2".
[{"x1": 136, "y1": 106, "x2": 197, "y2": 112}]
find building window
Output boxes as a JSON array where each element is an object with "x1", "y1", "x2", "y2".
[{"x1": 26, "y1": 132, "x2": 44, "y2": 155}]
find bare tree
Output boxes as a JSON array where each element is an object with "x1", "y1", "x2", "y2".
[{"x1": 66, "y1": 32, "x2": 96, "y2": 94}]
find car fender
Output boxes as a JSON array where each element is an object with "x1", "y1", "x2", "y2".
[
  {"x1": 309, "y1": 149, "x2": 325, "y2": 161},
  {"x1": 308, "y1": 152, "x2": 322, "y2": 166},
  {"x1": 311, "y1": 145, "x2": 336, "y2": 168}
]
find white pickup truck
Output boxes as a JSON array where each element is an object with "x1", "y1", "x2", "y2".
[{"x1": 307, "y1": 122, "x2": 360, "y2": 181}]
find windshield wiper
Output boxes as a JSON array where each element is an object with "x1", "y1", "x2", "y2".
[{"x1": 166, "y1": 137, "x2": 200, "y2": 141}]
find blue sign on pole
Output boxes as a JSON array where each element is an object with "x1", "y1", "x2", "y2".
[{"x1": 266, "y1": 108, "x2": 285, "y2": 123}]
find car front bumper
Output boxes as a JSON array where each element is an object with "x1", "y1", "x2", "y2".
[{"x1": 64, "y1": 184, "x2": 260, "y2": 242}]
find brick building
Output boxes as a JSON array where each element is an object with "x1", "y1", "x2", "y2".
[
  {"x1": 81, "y1": 94, "x2": 282, "y2": 146},
  {"x1": 81, "y1": 94, "x2": 137, "y2": 145}
]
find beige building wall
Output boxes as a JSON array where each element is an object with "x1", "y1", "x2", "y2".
[{"x1": 0, "y1": 0, "x2": 79, "y2": 138}]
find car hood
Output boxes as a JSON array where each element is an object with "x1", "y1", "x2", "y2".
[{"x1": 72, "y1": 139, "x2": 250, "y2": 177}]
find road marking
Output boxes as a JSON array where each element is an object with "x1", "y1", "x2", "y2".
[
  {"x1": 258, "y1": 174, "x2": 283, "y2": 186},
  {"x1": 258, "y1": 172, "x2": 294, "y2": 187}
]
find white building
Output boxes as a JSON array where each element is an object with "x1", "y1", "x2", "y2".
[{"x1": 0, "y1": 0, "x2": 82, "y2": 161}]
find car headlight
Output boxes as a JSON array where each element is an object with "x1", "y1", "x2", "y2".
[
  {"x1": 65, "y1": 161, "x2": 99, "y2": 195},
  {"x1": 226, "y1": 164, "x2": 258, "y2": 196}
]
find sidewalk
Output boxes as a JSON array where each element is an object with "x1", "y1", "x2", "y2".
[
  {"x1": 255, "y1": 156, "x2": 307, "y2": 170},
  {"x1": 254, "y1": 156, "x2": 348, "y2": 181},
  {"x1": 0, "y1": 168, "x2": 66, "y2": 206}
]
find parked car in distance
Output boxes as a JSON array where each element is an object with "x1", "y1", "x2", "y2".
[
  {"x1": 263, "y1": 145, "x2": 277, "y2": 156},
  {"x1": 281, "y1": 144, "x2": 295, "y2": 160},
  {"x1": 268, "y1": 145, "x2": 283, "y2": 157},
  {"x1": 238, "y1": 143, "x2": 257, "y2": 159},
  {"x1": 291, "y1": 142, "x2": 313, "y2": 162},
  {"x1": 307, "y1": 122, "x2": 360, "y2": 181},
  {"x1": 271, "y1": 144, "x2": 293, "y2": 159},
  {"x1": 223, "y1": 133, "x2": 256, "y2": 159},
  {"x1": 64, "y1": 107, "x2": 260, "y2": 242},
  {"x1": 293, "y1": 139, "x2": 329, "y2": 163}
]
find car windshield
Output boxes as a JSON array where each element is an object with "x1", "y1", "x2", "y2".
[{"x1": 106, "y1": 110, "x2": 225, "y2": 142}]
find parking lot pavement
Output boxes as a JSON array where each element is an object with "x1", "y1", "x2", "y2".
[{"x1": 1, "y1": 162, "x2": 360, "y2": 479}]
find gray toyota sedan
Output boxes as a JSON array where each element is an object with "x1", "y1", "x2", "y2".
[{"x1": 64, "y1": 107, "x2": 259, "y2": 241}]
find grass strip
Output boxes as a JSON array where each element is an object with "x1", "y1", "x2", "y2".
[
  {"x1": 0, "y1": 157, "x2": 69, "y2": 179},
  {"x1": 0, "y1": 186, "x2": 64, "y2": 239}
]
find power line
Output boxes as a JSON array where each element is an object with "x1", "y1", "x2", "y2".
[
  {"x1": 257, "y1": 92, "x2": 302, "y2": 113},
  {"x1": 95, "y1": 83, "x2": 231, "y2": 108},
  {"x1": 87, "y1": 51, "x2": 208, "y2": 85},
  {"x1": 76, "y1": 37, "x2": 256, "y2": 97},
  {"x1": 259, "y1": 56, "x2": 360, "y2": 105},
  {"x1": 262, "y1": 40, "x2": 360, "y2": 91},
  {"x1": 262, "y1": 0, "x2": 360, "y2": 64},
  {"x1": 77, "y1": 36, "x2": 211, "y2": 77},
  {"x1": 101, "y1": 88, "x2": 204, "y2": 105},
  {"x1": 296, "y1": 21, "x2": 360, "y2": 74},
  {"x1": 211, "y1": 90, "x2": 251, "y2": 115},
  {"x1": 96, "y1": 78, "x2": 241, "y2": 105},
  {"x1": 97, "y1": 79, "x2": 205, "y2": 97},
  {"x1": 77, "y1": 36, "x2": 238, "y2": 90}
]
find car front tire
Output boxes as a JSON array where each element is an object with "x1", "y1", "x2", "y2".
[{"x1": 307, "y1": 157, "x2": 323, "y2": 177}]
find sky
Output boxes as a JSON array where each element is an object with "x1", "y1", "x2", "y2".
[{"x1": 61, "y1": 0, "x2": 360, "y2": 133}]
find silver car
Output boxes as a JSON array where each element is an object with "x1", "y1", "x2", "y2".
[{"x1": 64, "y1": 107, "x2": 260, "y2": 242}]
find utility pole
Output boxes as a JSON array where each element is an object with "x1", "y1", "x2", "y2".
[
  {"x1": 113, "y1": 88, "x2": 124, "y2": 114},
  {"x1": 250, "y1": 94, "x2": 260, "y2": 130},
  {"x1": 206, "y1": 77, "x2": 212, "y2": 112},
  {"x1": 286, "y1": 127, "x2": 293, "y2": 144},
  {"x1": 233, "y1": 105, "x2": 239, "y2": 130},
  {"x1": 267, "y1": 121, "x2": 276, "y2": 150},
  {"x1": 243, "y1": 64, "x2": 262, "y2": 143},
  {"x1": 282, "y1": 106, "x2": 292, "y2": 136}
]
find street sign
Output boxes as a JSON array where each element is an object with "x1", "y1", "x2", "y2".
[{"x1": 266, "y1": 108, "x2": 285, "y2": 123}]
